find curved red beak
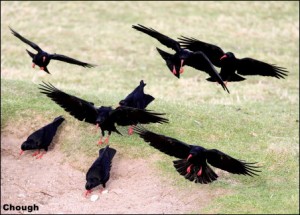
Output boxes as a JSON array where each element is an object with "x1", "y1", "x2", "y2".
[
  {"x1": 187, "y1": 154, "x2": 192, "y2": 160},
  {"x1": 220, "y1": 55, "x2": 227, "y2": 60}
]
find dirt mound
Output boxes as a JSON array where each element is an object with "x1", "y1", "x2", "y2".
[{"x1": 1, "y1": 128, "x2": 226, "y2": 214}]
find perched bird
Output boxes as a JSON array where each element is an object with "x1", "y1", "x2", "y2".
[
  {"x1": 85, "y1": 145, "x2": 117, "y2": 197},
  {"x1": 38, "y1": 82, "x2": 168, "y2": 145},
  {"x1": 134, "y1": 126, "x2": 260, "y2": 184},
  {"x1": 178, "y1": 36, "x2": 288, "y2": 82},
  {"x1": 9, "y1": 26, "x2": 96, "y2": 74},
  {"x1": 19, "y1": 116, "x2": 65, "y2": 159},
  {"x1": 119, "y1": 80, "x2": 155, "y2": 135},
  {"x1": 132, "y1": 24, "x2": 229, "y2": 93}
]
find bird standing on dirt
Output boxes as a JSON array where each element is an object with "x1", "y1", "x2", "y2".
[
  {"x1": 19, "y1": 116, "x2": 65, "y2": 159},
  {"x1": 178, "y1": 36, "x2": 288, "y2": 82},
  {"x1": 119, "y1": 80, "x2": 155, "y2": 135},
  {"x1": 9, "y1": 26, "x2": 96, "y2": 74},
  {"x1": 39, "y1": 82, "x2": 168, "y2": 145},
  {"x1": 134, "y1": 126, "x2": 260, "y2": 184},
  {"x1": 132, "y1": 24, "x2": 229, "y2": 93},
  {"x1": 85, "y1": 145, "x2": 117, "y2": 197}
]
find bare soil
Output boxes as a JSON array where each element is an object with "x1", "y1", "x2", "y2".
[{"x1": 1, "y1": 126, "x2": 227, "y2": 214}]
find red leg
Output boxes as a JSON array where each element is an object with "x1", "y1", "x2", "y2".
[
  {"x1": 40, "y1": 67, "x2": 44, "y2": 70},
  {"x1": 187, "y1": 164, "x2": 193, "y2": 174},
  {"x1": 99, "y1": 187, "x2": 104, "y2": 193},
  {"x1": 197, "y1": 166, "x2": 203, "y2": 176},
  {"x1": 128, "y1": 125, "x2": 134, "y2": 135},
  {"x1": 85, "y1": 190, "x2": 92, "y2": 197},
  {"x1": 97, "y1": 136, "x2": 103, "y2": 145},
  {"x1": 32, "y1": 63, "x2": 35, "y2": 68},
  {"x1": 36, "y1": 151, "x2": 46, "y2": 159},
  {"x1": 179, "y1": 59, "x2": 184, "y2": 74},
  {"x1": 172, "y1": 65, "x2": 177, "y2": 75},
  {"x1": 32, "y1": 150, "x2": 40, "y2": 157},
  {"x1": 19, "y1": 150, "x2": 24, "y2": 156},
  {"x1": 104, "y1": 135, "x2": 110, "y2": 144}
]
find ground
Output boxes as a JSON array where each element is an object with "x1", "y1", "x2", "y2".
[{"x1": 1, "y1": 124, "x2": 226, "y2": 214}]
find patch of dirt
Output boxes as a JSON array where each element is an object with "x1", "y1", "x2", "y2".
[{"x1": 1, "y1": 126, "x2": 228, "y2": 214}]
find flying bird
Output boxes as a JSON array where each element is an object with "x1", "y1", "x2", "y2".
[
  {"x1": 178, "y1": 36, "x2": 288, "y2": 82},
  {"x1": 85, "y1": 145, "x2": 116, "y2": 197},
  {"x1": 9, "y1": 26, "x2": 96, "y2": 74},
  {"x1": 132, "y1": 24, "x2": 229, "y2": 93},
  {"x1": 19, "y1": 116, "x2": 65, "y2": 159},
  {"x1": 119, "y1": 80, "x2": 155, "y2": 135},
  {"x1": 134, "y1": 126, "x2": 260, "y2": 184},
  {"x1": 38, "y1": 82, "x2": 168, "y2": 145}
]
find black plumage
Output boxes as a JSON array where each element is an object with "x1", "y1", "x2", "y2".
[
  {"x1": 19, "y1": 116, "x2": 65, "y2": 159},
  {"x1": 9, "y1": 26, "x2": 96, "y2": 74},
  {"x1": 134, "y1": 126, "x2": 260, "y2": 184},
  {"x1": 132, "y1": 24, "x2": 229, "y2": 93},
  {"x1": 178, "y1": 36, "x2": 288, "y2": 82},
  {"x1": 119, "y1": 80, "x2": 155, "y2": 135},
  {"x1": 85, "y1": 145, "x2": 116, "y2": 197},
  {"x1": 38, "y1": 82, "x2": 168, "y2": 145}
]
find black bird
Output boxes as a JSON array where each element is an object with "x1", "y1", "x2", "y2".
[
  {"x1": 38, "y1": 82, "x2": 168, "y2": 145},
  {"x1": 178, "y1": 36, "x2": 288, "y2": 82},
  {"x1": 134, "y1": 126, "x2": 260, "y2": 184},
  {"x1": 85, "y1": 145, "x2": 116, "y2": 197},
  {"x1": 9, "y1": 26, "x2": 96, "y2": 74},
  {"x1": 119, "y1": 80, "x2": 155, "y2": 135},
  {"x1": 19, "y1": 116, "x2": 65, "y2": 159},
  {"x1": 132, "y1": 24, "x2": 229, "y2": 93}
]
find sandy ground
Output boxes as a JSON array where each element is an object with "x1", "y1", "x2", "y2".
[{"x1": 1, "y1": 126, "x2": 226, "y2": 214}]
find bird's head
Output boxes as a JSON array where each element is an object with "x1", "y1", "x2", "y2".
[
  {"x1": 96, "y1": 106, "x2": 113, "y2": 124},
  {"x1": 118, "y1": 99, "x2": 127, "y2": 107},
  {"x1": 85, "y1": 178, "x2": 100, "y2": 190},
  {"x1": 220, "y1": 52, "x2": 235, "y2": 61},
  {"x1": 21, "y1": 139, "x2": 36, "y2": 151}
]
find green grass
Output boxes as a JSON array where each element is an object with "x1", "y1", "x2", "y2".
[{"x1": 1, "y1": 1, "x2": 299, "y2": 214}]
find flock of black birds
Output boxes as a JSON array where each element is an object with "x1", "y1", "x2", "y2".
[{"x1": 11, "y1": 23, "x2": 289, "y2": 198}]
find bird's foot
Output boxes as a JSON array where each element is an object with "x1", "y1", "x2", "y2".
[
  {"x1": 32, "y1": 150, "x2": 40, "y2": 157},
  {"x1": 32, "y1": 63, "x2": 35, "y2": 68},
  {"x1": 197, "y1": 167, "x2": 202, "y2": 176},
  {"x1": 187, "y1": 164, "x2": 193, "y2": 174},
  {"x1": 36, "y1": 152, "x2": 46, "y2": 159},
  {"x1": 128, "y1": 126, "x2": 134, "y2": 135},
  {"x1": 179, "y1": 67, "x2": 184, "y2": 74},
  {"x1": 40, "y1": 67, "x2": 44, "y2": 71},
  {"x1": 97, "y1": 139, "x2": 103, "y2": 145},
  {"x1": 172, "y1": 66, "x2": 177, "y2": 75},
  {"x1": 104, "y1": 136, "x2": 110, "y2": 144},
  {"x1": 85, "y1": 190, "x2": 92, "y2": 198}
]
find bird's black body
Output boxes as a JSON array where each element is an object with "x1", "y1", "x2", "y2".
[
  {"x1": 38, "y1": 82, "x2": 168, "y2": 143},
  {"x1": 132, "y1": 24, "x2": 229, "y2": 93},
  {"x1": 134, "y1": 126, "x2": 260, "y2": 184},
  {"x1": 85, "y1": 145, "x2": 117, "y2": 192},
  {"x1": 119, "y1": 80, "x2": 155, "y2": 110},
  {"x1": 20, "y1": 116, "x2": 65, "y2": 156},
  {"x1": 178, "y1": 36, "x2": 288, "y2": 82},
  {"x1": 9, "y1": 26, "x2": 96, "y2": 74}
]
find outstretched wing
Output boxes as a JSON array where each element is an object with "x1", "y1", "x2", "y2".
[
  {"x1": 133, "y1": 24, "x2": 181, "y2": 52},
  {"x1": 236, "y1": 58, "x2": 288, "y2": 79},
  {"x1": 38, "y1": 82, "x2": 98, "y2": 124},
  {"x1": 50, "y1": 53, "x2": 96, "y2": 68},
  {"x1": 178, "y1": 36, "x2": 225, "y2": 67},
  {"x1": 206, "y1": 149, "x2": 261, "y2": 176},
  {"x1": 9, "y1": 26, "x2": 42, "y2": 52},
  {"x1": 109, "y1": 106, "x2": 168, "y2": 126},
  {"x1": 185, "y1": 52, "x2": 230, "y2": 93},
  {"x1": 133, "y1": 125, "x2": 192, "y2": 159}
]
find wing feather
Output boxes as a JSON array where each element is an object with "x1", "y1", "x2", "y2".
[
  {"x1": 133, "y1": 125, "x2": 191, "y2": 159},
  {"x1": 38, "y1": 82, "x2": 98, "y2": 124}
]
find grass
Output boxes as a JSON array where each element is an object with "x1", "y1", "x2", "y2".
[{"x1": 1, "y1": 1, "x2": 299, "y2": 214}]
